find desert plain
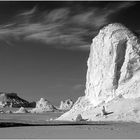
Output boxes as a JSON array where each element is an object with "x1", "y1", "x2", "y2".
[{"x1": 0, "y1": 107, "x2": 140, "y2": 139}]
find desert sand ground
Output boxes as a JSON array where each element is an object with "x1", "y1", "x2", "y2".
[{"x1": 0, "y1": 112, "x2": 140, "y2": 139}]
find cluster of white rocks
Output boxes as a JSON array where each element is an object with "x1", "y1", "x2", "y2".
[
  {"x1": 57, "y1": 23, "x2": 140, "y2": 122},
  {"x1": 30, "y1": 98, "x2": 56, "y2": 113},
  {"x1": 0, "y1": 97, "x2": 74, "y2": 114}
]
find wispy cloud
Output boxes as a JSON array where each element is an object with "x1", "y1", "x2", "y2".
[
  {"x1": 18, "y1": 6, "x2": 37, "y2": 17},
  {"x1": 0, "y1": 2, "x2": 135, "y2": 50}
]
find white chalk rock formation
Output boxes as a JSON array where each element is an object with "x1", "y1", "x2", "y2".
[
  {"x1": 57, "y1": 23, "x2": 140, "y2": 121},
  {"x1": 6, "y1": 110, "x2": 13, "y2": 114},
  {"x1": 30, "y1": 98, "x2": 55, "y2": 113},
  {"x1": 59, "y1": 99, "x2": 73, "y2": 111},
  {"x1": 14, "y1": 107, "x2": 29, "y2": 113},
  {"x1": 85, "y1": 23, "x2": 140, "y2": 105}
]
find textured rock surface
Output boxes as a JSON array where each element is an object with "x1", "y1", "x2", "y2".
[
  {"x1": 59, "y1": 99, "x2": 73, "y2": 111},
  {"x1": 30, "y1": 98, "x2": 56, "y2": 113},
  {"x1": 57, "y1": 23, "x2": 140, "y2": 121},
  {"x1": 0, "y1": 92, "x2": 35, "y2": 108}
]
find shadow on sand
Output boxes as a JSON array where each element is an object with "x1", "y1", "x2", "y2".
[
  {"x1": 103, "y1": 111, "x2": 114, "y2": 116},
  {"x1": 0, "y1": 121, "x2": 112, "y2": 128}
]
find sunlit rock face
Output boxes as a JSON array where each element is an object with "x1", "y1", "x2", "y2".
[
  {"x1": 57, "y1": 23, "x2": 140, "y2": 121},
  {"x1": 59, "y1": 99, "x2": 73, "y2": 111},
  {"x1": 30, "y1": 98, "x2": 55, "y2": 113},
  {"x1": 85, "y1": 23, "x2": 140, "y2": 105}
]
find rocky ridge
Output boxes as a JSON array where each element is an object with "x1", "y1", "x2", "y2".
[{"x1": 0, "y1": 92, "x2": 36, "y2": 108}]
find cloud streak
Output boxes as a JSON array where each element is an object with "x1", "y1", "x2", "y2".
[{"x1": 0, "y1": 2, "x2": 135, "y2": 50}]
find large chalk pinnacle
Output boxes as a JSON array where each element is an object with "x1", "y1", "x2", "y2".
[
  {"x1": 57, "y1": 23, "x2": 140, "y2": 121},
  {"x1": 85, "y1": 23, "x2": 140, "y2": 106}
]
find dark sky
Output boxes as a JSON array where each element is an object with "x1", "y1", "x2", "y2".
[{"x1": 0, "y1": 1, "x2": 139, "y2": 105}]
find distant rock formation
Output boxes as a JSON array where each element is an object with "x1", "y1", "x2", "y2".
[
  {"x1": 57, "y1": 23, "x2": 140, "y2": 122},
  {"x1": 0, "y1": 92, "x2": 36, "y2": 108},
  {"x1": 5, "y1": 110, "x2": 13, "y2": 114},
  {"x1": 59, "y1": 99, "x2": 73, "y2": 111},
  {"x1": 30, "y1": 98, "x2": 56, "y2": 113},
  {"x1": 14, "y1": 107, "x2": 29, "y2": 113}
]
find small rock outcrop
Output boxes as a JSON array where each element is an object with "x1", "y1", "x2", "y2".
[
  {"x1": 75, "y1": 114, "x2": 83, "y2": 121},
  {"x1": 0, "y1": 92, "x2": 36, "y2": 108},
  {"x1": 6, "y1": 110, "x2": 13, "y2": 114},
  {"x1": 57, "y1": 23, "x2": 140, "y2": 121},
  {"x1": 30, "y1": 98, "x2": 56, "y2": 113},
  {"x1": 14, "y1": 107, "x2": 29, "y2": 113},
  {"x1": 59, "y1": 99, "x2": 73, "y2": 111}
]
